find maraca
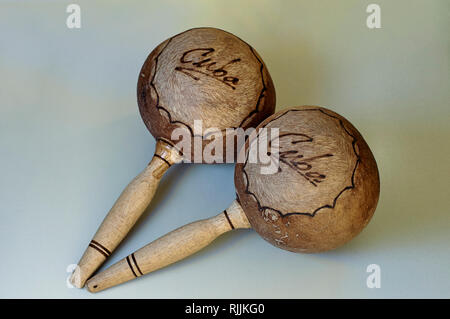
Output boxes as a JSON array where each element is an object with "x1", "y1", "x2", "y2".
[
  {"x1": 86, "y1": 106, "x2": 380, "y2": 292},
  {"x1": 70, "y1": 27, "x2": 276, "y2": 288}
]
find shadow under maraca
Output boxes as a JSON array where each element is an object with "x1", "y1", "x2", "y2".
[
  {"x1": 90, "y1": 159, "x2": 193, "y2": 271},
  {"x1": 96, "y1": 228, "x2": 255, "y2": 292},
  {"x1": 140, "y1": 229, "x2": 254, "y2": 277},
  {"x1": 96, "y1": 158, "x2": 247, "y2": 271},
  {"x1": 81, "y1": 112, "x2": 450, "y2": 289},
  {"x1": 308, "y1": 121, "x2": 450, "y2": 262},
  {"x1": 126, "y1": 161, "x2": 192, "y2": 237}
]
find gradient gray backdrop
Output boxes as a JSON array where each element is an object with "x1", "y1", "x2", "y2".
[{"x1": 0, "y1": 0, "x2": 449, "y2": 298}]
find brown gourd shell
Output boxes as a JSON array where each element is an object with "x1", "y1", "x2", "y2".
[
  {"x1": 235, "y1": 106, "x2": 380, "y2": 253},
  {"x1": 137, "y1": 27, "x2": 276, "y2": 162}
]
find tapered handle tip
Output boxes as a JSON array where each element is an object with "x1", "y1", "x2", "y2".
[
  {"x1": 69, "y1": 267, "x2": 84, "y2": 289},
  {"x1": 86, "y1": 278, "x2": 101, "y2": 293},
  {"x1": 70, "y1": 245, "x2": 108, "y2": 288},
  {"x1": 86, "y1": 258, "x2": 136, "y2": 293}
]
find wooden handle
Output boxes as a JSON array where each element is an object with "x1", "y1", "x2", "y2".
[
  {"x1": 70, "y1": 139, "x2": 182, "y2": 288},
  {"x1": 86, "y1": 200, "x2": 250, "y2": 292}
]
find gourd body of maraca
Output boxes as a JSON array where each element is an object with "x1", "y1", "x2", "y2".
[
  {"x1": 235, "y1": 106, "x2": 379, "y2": 252},
  {"x1": 70, "y1": 27, "x2": 276, "y2": 288},
  {"x1": 138, "y1": 27, "x2": 275, "y2": 161},
  {"x1": 86, "y1": 106, "x2": 380, "y2": 293}
]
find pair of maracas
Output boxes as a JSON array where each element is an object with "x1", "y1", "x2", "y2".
[{"x1": 70, "y1": 28, "x2": 380, "y2": 292}]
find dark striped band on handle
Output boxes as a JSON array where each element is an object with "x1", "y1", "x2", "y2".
[
  {"x1": 89, "y1": 240, "x2": 111, "y2": 258},
  {"x1": 131, "y1": 253, "x2": 144, "y2": 276},
  {"x1": 126, "y1": 253, "x2": 143, "y2": 277},
  {"x1": 223, "y1": 210, "x2": 235, "y2": 230},
  {"x1": 126, "y1": 256, "x2": 137, "y2": 277},
  {"x1": 156, "y1": 137, "x2": 175, "y2": 148},
  {"x1": 154, "y1": 154, "x2": 171, "y2": 167},
  {"x1": 156, "y1": 137, "x2": 184, "y2": 157}
]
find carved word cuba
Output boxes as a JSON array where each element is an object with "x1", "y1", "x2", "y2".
[
  {"x1": 273, "y1": 133, "x2": 333, "y2": 187},
  {"x1": 175, "y1": 48, "x2": 241, "y2": 89}
]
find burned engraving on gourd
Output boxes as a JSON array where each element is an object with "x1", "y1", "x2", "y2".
[
  {"x1": 147, "y1": 31, "x2": 266, "y2": 137},
  {"x1": 243, "y1": 109, "x2": 360, "y2": 219},
  {"x1": 175, "y1": 48, "x2": 241, "y2": 90},
  {"x1": 271, "y1": 133, "x2": 333, "y2": 187}
]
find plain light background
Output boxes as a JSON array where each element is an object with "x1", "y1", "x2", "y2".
[{"x1": 0, "y1": 0, "x2": 449, "y2": 298}]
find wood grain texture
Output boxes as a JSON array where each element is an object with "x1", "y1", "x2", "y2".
[
  {"x1": 235, "y1": 106, "x2": 380, "y2": 253},
  {"x1": 138, "y1": 27, "x2": 276, "y2": 162},
  {"x1": 86, "y1": 200, "x2": 250, "y2": 292},
  {"x1": 84, "y1": 106, "x2": 380, "y2": 292},
  {"x1": 70, "y1": 139, "x2": 182, "y2": 288},
  {"x1": 72, "y1": 28, "x2": 275, "y2": 288}
]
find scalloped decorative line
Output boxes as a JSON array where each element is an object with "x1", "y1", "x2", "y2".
[
  {"x1": 241, "y1": 108, "x2": 361, "y2": 218},
  {"x1": 147, "y1": 29, "x2": 267, "y2": 138}
]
